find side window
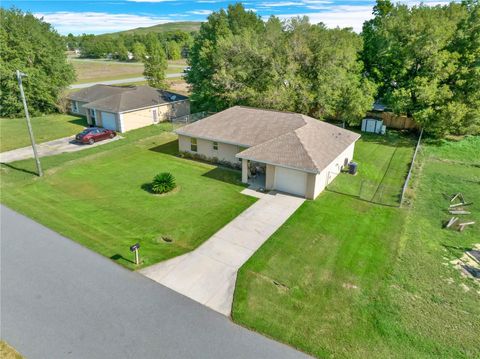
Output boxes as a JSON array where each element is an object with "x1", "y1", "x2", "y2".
[
  {"x1": 152, "y1": 109, "x2": 158, "y2": 123},
  {"x1": 190, "y1": 138, "x2": 197, "y2": 152},
  {"x1": 213, "y1": 141, "x2": 218, "y2": 150}
]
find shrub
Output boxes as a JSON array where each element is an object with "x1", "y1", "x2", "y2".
[{"x1": 151, "y1": 172, "x2": 176, "y2": 194}]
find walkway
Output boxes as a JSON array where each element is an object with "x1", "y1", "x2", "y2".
[
  {"x1": 140, "y1": 190, "x2": 305, "y2": 316},
  {"x1": 0, "y1": 205, "x2": 310, "y2": 359},
  {"x1": 0, "y1": 135, "x2": 121, "y2": 163},
  {"x1": 70, "y1": 72, "x2": 184, "y2": 89}
]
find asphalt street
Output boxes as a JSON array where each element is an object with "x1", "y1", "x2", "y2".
[{"x1": 0, "y1": 205, "x2": 309, "y2": 359}]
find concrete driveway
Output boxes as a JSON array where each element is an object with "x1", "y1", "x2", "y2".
[
  {"x1": 0, "y1": 135, "x2": 121, "y2": 163},
  {"x1": 140, "y1": 189, "x2": 305, "y2": 316},
  {"x1": 1, "y1": 205, "x2": 310, "y2": 359}
]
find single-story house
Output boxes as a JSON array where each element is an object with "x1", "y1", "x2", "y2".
[
  {"x1": 175, "y1": 106, "x2": 360, "y2": 199},
  {"x1": 67, "y1": 85, "x2": 190, "y2": 132}
]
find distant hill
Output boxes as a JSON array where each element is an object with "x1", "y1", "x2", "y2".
[{"x1": 110, "y1": 22, "x2": 202, "y2": 36}]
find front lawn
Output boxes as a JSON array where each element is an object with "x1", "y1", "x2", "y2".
[
  {"x1": 0, "y1": 114, "x2": 87, "y2": 152},
  {"x1": 233, "y1": 134, "x2": 480, "y2": 358},
  {"x1": 0, "y1": 125, "x2": 256, "y2": 269}
]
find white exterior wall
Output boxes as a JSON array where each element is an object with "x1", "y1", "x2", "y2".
[
  {"x1": 178, "y1": 135, "x2": 243, "y2": 165},
  {"x1": 273, "y1": 166, "x2": 308, "y2": 197},
  {"x1": 312, "y1": 142, "x2": 356, "y2": 198}
]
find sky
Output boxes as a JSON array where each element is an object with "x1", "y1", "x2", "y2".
[{"x1": 3, "y1": 0, "x2": 452, "y2": 35}]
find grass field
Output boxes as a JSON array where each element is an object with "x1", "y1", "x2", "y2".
[
  {"x1": 0, "y1": 125, "x2": 255, "y2": 269},
  {"x1": 70, "y1": 59, "x2": 186, "y2": 84},
  {"x1": 0, "y1": 341, "x2": 23, "y2": 359},
  {"x1": 0, "y1": 114, "x2": 87, "y2": 152},
  {"x1": 233, "y1": 135, "x2": 480, "y2": 358},
  {"x1": 328, "y1": 131, "x2": 417, "y2": 206}
]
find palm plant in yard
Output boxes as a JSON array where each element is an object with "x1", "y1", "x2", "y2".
[{"x1": 151, "y1": 172, "x2": 176, "y2": 194}]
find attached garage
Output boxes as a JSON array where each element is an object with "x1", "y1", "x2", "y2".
[
  {"x1": 101, "y1": 112, "x2": 118, "y2": 131},
  {"x1": 274, "y1": 166, "x2": 307, "y2": 197}
]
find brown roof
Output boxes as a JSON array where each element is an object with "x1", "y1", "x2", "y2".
[
  {"x1": 176, "y1": 106, "x2": 360, "y2": 173},
  {"x1": 175, "y1": 106, "x2": 308, "y2": 147},
  {"x1": 238, "y1": 117, "x2": 360, "y2": 173},
  {"x1": 68, "y1": 85, "x2": 188, "y2": 113}
]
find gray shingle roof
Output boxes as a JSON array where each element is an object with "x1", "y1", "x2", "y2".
[
  {"x1": 175, "y1": 106, "x2": 308, "y2": 147},
  {"x1": 176, "y1": 106, "x2": 360, "y2": 173},
  {"x1": 238, "y1": 117, "x2": 360, "y2": 173},
  {"x1": 68, "y1": 85, "x2": 188, "y2": 113}
]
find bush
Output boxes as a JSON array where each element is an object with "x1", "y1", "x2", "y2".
[{"x1": 151, "y1": 172, "x2": 176, "y2": 194}]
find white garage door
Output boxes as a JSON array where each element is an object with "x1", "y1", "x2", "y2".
[
  {"x1": 274, "y1": 166, "x2": 307, "y2": 197},
  {"x1": 101, "y1": 112, "x2": 118, "y2": 131}
]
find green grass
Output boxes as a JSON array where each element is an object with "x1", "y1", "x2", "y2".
[
  {"x1": 328, "y1": 131, "x2": 416, "y2": 206},
  {"x1": 0, "y1": 114, "x2": 87, "y2": 152},
  {"x1": 0, "y1": 124, "x2": 256, "y2": 269},
  {"x1": 70, "y1": 59, "x2": 184, "y2": 84},
  {"x1": 233, "y1": 134, "x2": 480, "y2": 358}
]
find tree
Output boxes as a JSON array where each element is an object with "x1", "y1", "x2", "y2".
[
  {"x1": 0, "y1": 8, "x2": 75, "y2": 117},
  {"x1": 362, "y1": 0, "x2": 480, "y2": 136},
  {"x1": 132, "y1": 42, "x2": 146, "y2": 61},
  {"x1": 165, "y1": 41, "x2": 181, "y2": 60},
  {"x1": 143, "y1": 40, "x2": 168, "y2": 88},
  {"x1": 187, "y1": 4, "x2": 374, "y2": 125}
]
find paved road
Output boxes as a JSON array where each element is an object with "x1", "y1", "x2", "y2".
[
  {"x1": 0, "y1": 135, "x2": 122, "y2": 163},
  {"x1": 141, "y1": 189, "x2": 305, "y2": 316},
  {"x1": 0, "y1": 206, "x2": 310, "y2": 359},
  {"x1": 70, "y1": 73, "x2": 184, "y2": 89}
]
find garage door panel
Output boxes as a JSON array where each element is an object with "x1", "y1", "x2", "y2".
[
  {"x1": 274, "y1": 167, "x2": 307, "y2": 197},
  {"x1": 101, "y1": 112, "x2": 117, "y2": 131}
]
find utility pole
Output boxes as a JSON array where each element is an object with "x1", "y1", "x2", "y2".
[{"x1": 16, "y1": 70, "x2": 43, "y2": 177}]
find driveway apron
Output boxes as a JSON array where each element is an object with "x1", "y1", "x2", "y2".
[{"x1": 140, "y1": 190, "x2": 305, "y2": 316}]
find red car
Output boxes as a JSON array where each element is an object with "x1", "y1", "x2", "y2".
[{"x1": 75, "y1": 127, "x2": 116, "y2": 145}]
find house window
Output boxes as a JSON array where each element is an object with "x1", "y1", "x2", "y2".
[
  {"x1": 90, "y1": 109, "x2": 96, "y2": 120},
  {"x1": 190, "y1": 138, "x2": 197, "y2": 152},
  {"x1": 213, "y1": 141, "x2": 218, "y2": 150},
  {"x1": 71, "y1": 101, "x2": 79, "y2": 113},
  {"x1": 152, "y1": 109, "x2": 158, "y2": 123}
]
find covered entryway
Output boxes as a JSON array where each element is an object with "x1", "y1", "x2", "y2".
[
  {"x1": 274, "y1": 166, "x2": 307, "y2": 197},
  {"x1": 101, "y1": 111, "x2": 118, "y2": 131}
]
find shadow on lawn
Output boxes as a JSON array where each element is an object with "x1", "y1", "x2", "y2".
[
  {"x1": 1, "y1": 162, "x2": 39, "y2": 176},
  {"x1": 68, "y1": 116, "x2": 89, "y2": 127},
  {"x1": 148, "y1": 140, "x2": 178, "y2": 156},
  {"x1": 357, "y1": 130, "x2": 418, "y2": 148},
  {"x1": 110, "y1": 253, "x2": 135, "y2": 265},
  {"x1": 202, "y1": 167, "x2": 244, "y2": 186}
]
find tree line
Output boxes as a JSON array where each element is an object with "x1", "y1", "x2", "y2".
[
  {"x1": 64, "y1": 31, "x2": 193, "y2": 61},
  {"x1": 1, "y1": 2, "x2": 479, "y2": 137},
  {"x1": 186, "y1": 1, "x2": 479, "y2": 136}
]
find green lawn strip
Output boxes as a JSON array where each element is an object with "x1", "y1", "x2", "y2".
[
  {"x1": 1, "y1": 125, "x2": 256, "y2": 269},
  {"x1": 232, "y1": 135, "x2": 480, "y2": 358},
  {"x1": 233, "y1": 193, "x2": 406, "y2": 358},
  {"x1": 0, "y1": 114, "x2": 87, "y2": 152}
]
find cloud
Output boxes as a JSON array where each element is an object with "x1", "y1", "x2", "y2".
[
  {"x1": 188, "y1": 10, "x2": 213, "y2": 15},
  {"x1": 276, "y1": 1, "x2": 453, "y2": 33},
  {"x1": 126, "y1": 0, "x2": 176, "y2": 2},
  {"x1": 34, "y1": 12, "x2": 173, "y2": 35}
]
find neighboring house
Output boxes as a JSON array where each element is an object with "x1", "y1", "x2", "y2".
[
  {"x1": 67, "y1": 85, "x2": 190, "y2": 132},
  {"x1": 176, "y1": 106, "x2": 360, "y2": 199}
]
